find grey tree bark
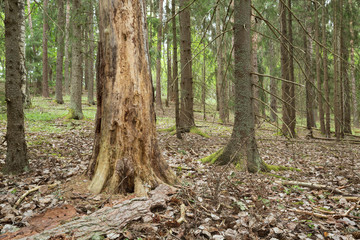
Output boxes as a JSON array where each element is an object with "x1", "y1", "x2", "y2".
[
  {"x1": 64, "y1": 0, "x2": 70, "y2": 95},
  {"x1": 3, "y1": 0, "x2": 28, "y2": 174},
  {"x1": 68, "y1": 0, "x2": 83, "y2": 119},
  {"x1": 216, "y1": 0, "x2": 267, "y2": 173},
  {"x1": 179, "y1": 0, "x2": 195, "y2": 132},
  {"x1": 42, "y1": 0, "x2": 50, "y2": 98}
]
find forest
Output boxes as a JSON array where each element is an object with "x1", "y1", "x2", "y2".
[{"x1": 0, "y1": 0, "x2": 360, "y2": 239}]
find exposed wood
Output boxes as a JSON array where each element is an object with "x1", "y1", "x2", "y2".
[{"x1": 19, "y1": 185, "x2": 176, "y2": 240}]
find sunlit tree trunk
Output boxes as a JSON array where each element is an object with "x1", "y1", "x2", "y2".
[
  {"x1": 42, "y1": 0, "x2": 50, "y2": 98},
  {"x1": 217, "y1": 0, "x2": 267, "y2": 172},
  {"x1": 88, "y1": 0, "x2": 176, "y2": 195},
  {"x1": 55, "y1": 0, "x2": 65, "y2": 104},
  {"x1": 3, "y1": 0, "x2": 28, "y2": 174},
  {"x1": 179, "y1": 0, "x2": 194, "y2": 132}
]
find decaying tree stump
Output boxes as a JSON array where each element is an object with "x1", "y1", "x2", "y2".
[{"x1": 19, "y1": 185, "x2": 176, "y2": 240}]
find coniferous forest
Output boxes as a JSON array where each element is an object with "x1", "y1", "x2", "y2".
[{"x1": 0, "y1": 0, "x2": 360, "y2": 239}]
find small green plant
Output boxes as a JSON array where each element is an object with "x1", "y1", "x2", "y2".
[{"x1": 10, "y1": 188, "x2": 17, "y2": 194}]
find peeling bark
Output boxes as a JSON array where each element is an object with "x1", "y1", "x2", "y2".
[{"x1": 88, "y1": 0, "x2": 176, "y2": 195}]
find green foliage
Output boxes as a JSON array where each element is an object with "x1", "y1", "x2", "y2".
[{"x1": 189, "y1": 127, "x2": 210, "y2": 138}]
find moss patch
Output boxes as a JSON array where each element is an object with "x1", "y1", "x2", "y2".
[
  {"x1": 266, "y1": 164, "x2": 301, "y2": 172},
  {"x1": 200, "y1": 148, "x2": 224, "y2": 164},
  {"x1": 159, "y1": 125, "x2": 176, "y2": 132},
  {"x1": 190, "y1": 126, "x2": 210, "y2": 138}
]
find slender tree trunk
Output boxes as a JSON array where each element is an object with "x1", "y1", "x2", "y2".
[
  {"x1": 42, "y1": 0, "x2": 50, "y2": 98},
  {"x1": 88, "y1": 0, "x2": 176, "y2": 195},
  {"x1": 334, "y1": 0, "x2": 344, "y2": 139},
  {"x1": 155, "y1": 0, "x2": 164, "y2": 110},
  {"x1": 304, "y1": 3, "x2": 315, "y2": 130},
  {"x1": 269, "y1": 42, "x2": 277, "y2": 123},
  {"x1": 349, "y1": 0, "x2": 358, "y2": 127},
  {"x1": 316, "y1": 2, "x2": 325, "y2": 134},
  {"x1": 202, "y1": 43, "x2": 206, "y2": 121},
  {"x1": 217, "y1": 0, "x2": 267, "y2": 172},
  {"x1": 179, "y1": 0, "x2": 194, "y2": 132},
  {"x1": 280, "y1": 0, "x2": 295, "y2": 137},
  {"x1": 55, "y1": 0, "x2": 65, "y2": 104},
  {"x1": 87, "y1": 2, "x2": 95, "y2": 105},
  {"x1": 288, "y1": 0, "x2": 296, "y2": 134},
  {"x1": 322, "y1": 0, "x2": 331, "y2": 137},
  {"x1": 3, "y1": 0, "x2": 28, "y2": 174},
  {"x1": 251, "y1": 17, "x2": 259, "y2": 124},
  {"x1": 64, "y1": 0, "x2": 70, "y2": 95},
  {"x1": 172, "y1": 0, "x2": 181, "y2": 139},
  {"x1": 165, "y1": 0, "x2": 172, "y2": 107},
  {"x1": 341, "y1": 4, "x2": 351, "y2": 134},
  {"x1": 68, "y1": 0, "x2": 83, "y2": 119}
]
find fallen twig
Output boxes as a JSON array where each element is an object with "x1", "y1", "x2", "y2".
[
  {"x1": 344, "y1": 200, "x2": 360, "y2": 217},
  {"x1": 329, "y1": 196, "x2": 360, "y2": 202},
  {"x1": 14, "y1": 182, "x2": 59, "y2": 208},
  {"x1": 275, "y1": 180, "x2": 346, "y2": 195}
]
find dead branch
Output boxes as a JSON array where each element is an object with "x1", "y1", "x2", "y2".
[
  {"x1": 329, "y1": 196, "x2": 360, "y2": 202},
  {"x1": 275, "y1": 180, "x2": 346, "y2": 195},
  {"x1": 14, "y1": 182, "x2": 59, "y2": 209}
]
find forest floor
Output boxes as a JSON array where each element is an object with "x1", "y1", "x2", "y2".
[{"x1": 0, "y1": 97, "x2": 359, "y2": 240}]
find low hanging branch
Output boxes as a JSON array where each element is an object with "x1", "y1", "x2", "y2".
[{"x1": 275, "y1": 180, "x2": 347, "y2": 195}]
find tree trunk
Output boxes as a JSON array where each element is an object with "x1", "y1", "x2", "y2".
[
  {"x1": 341, "y1": 5, "x2": 351, "y2": 134},
  {"x1": 42, "y1": 0, "x2": 50, "y2": 98},
  {"x1": 155, "y1": 0, "x2": 164, "y2": 110},
  {"x1": 179, "y1": 0, "x2": 195, "y2": 132},
  {"x1": 349, "y1": 0, "x2": 358, "y2": 127},
  {"x1": 55, "y1": 0, "x2": 65, "y2": 104},
  {"x1": 315, "y1": 2, "x2": 325, "y2": 134},
  {"x1": 88, "y1": 0, "x2": 176, "y2": 195},
  {"x1": 216, "y1": 7, "x2": 228, "y2": 124},
  {"x1": 202, "y1": 43, "x2": 206, "y2": 121},
  {"x1": 333, "y1": 0, "x2": 344, "y2": 139},
  {"x1": 251, "y1": 18, "x2": 259, "y2": 124},
  {"x1": 217, "y1": 0, "x2": 267, "y2": 173},
  {"x1": 68, "y1": 0, "x2": 83, "y2": 120},
  {"x1": 280, "y1": 0, "x2": 295, "y2": 137},
  {"x1": 288, "y1": 0, "x2": 296, "y2": 135},
  {"x1": 64, "y1": 0, "x2": 70, "y2": 95},
  {"x1": 269, "y1": 42, "x2": 277, "y2": 123},
  {"x1": 172, "y1": 0, "x2": 181, "y2": 139},
  {"x1": 87, "y1": 2, "x2": 95, "y2": 105},
  {"x1": 322, "y1": 0, "x2": 331, "y2": 137},
  {"x1": 304, "y1": 4, "x2": 315, "y2": 130},
  {"x1": 165, "y1": 0, "x2": 172, "y2": 107},
  {"x1": 3, "y1": 0, "x2": 28, "y2": 174}
]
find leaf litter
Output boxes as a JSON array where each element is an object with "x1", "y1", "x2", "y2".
[{"x1": 0, "y1": 101, "x2": 359, "y2": 239}]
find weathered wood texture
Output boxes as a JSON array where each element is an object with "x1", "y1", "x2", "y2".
[{"x1": 19, "y1": 185, "x2": 175, "y2": 240}]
